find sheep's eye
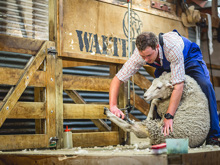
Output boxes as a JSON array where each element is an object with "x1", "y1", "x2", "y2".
[{"x1": 157, "y1": 87, "x2": 161, "y2": 89}]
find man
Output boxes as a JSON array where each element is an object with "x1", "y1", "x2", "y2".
[{"x1": 109, "y1": 29, "x2": 220, "y2": 146}]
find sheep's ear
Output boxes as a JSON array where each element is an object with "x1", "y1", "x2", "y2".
[
  {"x1": 162, "y1": 71, "x2": 167, "y2": 76},
  {"x1": 166, "y1": 82, "x2": 173, "y2": 88}
]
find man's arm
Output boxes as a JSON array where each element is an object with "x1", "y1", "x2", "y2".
[
  {"x1": 109, "y1": 76, "x2": 125, "y2": 119},
  {"x1": 163, "y1": 81, "x2": 184, "y2": 136}
]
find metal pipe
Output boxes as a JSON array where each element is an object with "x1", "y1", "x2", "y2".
[{"x1": 127, "y1": 0, "x2": 131, "y2": 101}]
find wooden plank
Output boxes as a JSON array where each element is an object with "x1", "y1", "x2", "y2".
[
  {"x1": 55, "y1": 57, "x2": 64, "y2": 149},
  {"x1": 62, "y1": 52, "x2": 127, "y2": 65},
  {"x1": 0, "y1": 154, "x2": 168, "y2": 165},
  {"x1": 0, "y1": 34, "x2": 44, "y2": 55},
  {"x1": 65, "y1": 90, "x2": 86, "y2": 104},
  {"x1": 63, "y1": 75, "x2": 111, "y2": 91},
  {"x1": 63, "y1": 104, "x2": 108, "y2": 119},
  {"x1": 0, "y1": 42, "x2": 48, "y2": 128},
  {"x1": 217, "y1": 101, "x2": 220, "y2": 112},
  {"x1": 207, "y1": 63, "x2": 220, "y2": 70},
  {"x1": 118, "y1": 65, "x2": 127, "y2": 144},
  {"x1": 62, "y1": 60, "x2": 99, "y2": 68},
  {"x1": 72, "y1": 132, "x2": 119, "y2": 147},
  {"x1": 46, "y1": 53, "x2": 56, "y2": 141},
  {"x1": 213, "y1": 76, "x2": 220, "y2": 87},
  {"x1": 0, "y1": 134, "x2": 48, "y2": 150},
  {"x1": 34, "y1": 87, "x2": 46, "y2": 134},
  {"x1": 130, "y1": 91, "x2": 149, "y2": 116},
  {"x1": 133, "y1": 72, "x2": 152, "y2": 90},
  {"x1": 64, "y1": 90, "x2": 110, "y2": 131},
  {"x1": 109, "y1": 65, "x2": 118, "y2": 78},
  {"x1": 143, "y1": 65, "x2": 156, "y2": 78},
  {"x1": 0, "y1": 67, "x2": 46, "y2": 87},
  {"x1": 34, "y1": 61, "x2": 46, "y2": 134},
  {"x1": 109, "y1": 65, "x2": 122, "y2": 131},
  {"x1": 181, "y1": 150, "x2": 220, "y2": 165},
  {"x1": 0, "y1": 102, "x2": 45, "y2": 119}
]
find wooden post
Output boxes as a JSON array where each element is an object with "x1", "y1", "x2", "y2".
[
  {"x1": 34, "y1": 61, "x2": 46, "y2": 134},
  {"x1": 49, "y1": 0, "x2": 64, "y2": 149},
  {"x1": 55, "y1": 56, "x2": 64, "y2": 149},
  {"x1": 109, "y1": 64, "x2": 126, "y2": 144},
  {"x1": 34, "y1": 87, "x2": 46, "y2": 134},
  {"x1": 212, "y1": 0, "x2": 218, "y2": 17},
  {"x1": 46, "y1": 51, "x2": 56, "y2": 146}
]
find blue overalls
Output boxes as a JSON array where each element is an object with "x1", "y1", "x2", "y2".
[{"x1": 147, "y1": 29, "x2": 220, "y2": 139}]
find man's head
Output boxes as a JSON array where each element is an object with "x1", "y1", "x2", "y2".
[
  {"x1": 136, "y1": 32, "x2": 158, "y2": 51},
  {"x1": 136, "y1": 32, "x2": 159, "y2": 63}
]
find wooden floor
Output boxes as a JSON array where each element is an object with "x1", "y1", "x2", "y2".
[{"x1": 0, "y1": 146, "x2": 220, "y2": 165}]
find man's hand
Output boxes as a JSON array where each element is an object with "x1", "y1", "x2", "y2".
[
  {"x1": 110, "y1": 106, "x2": 125, "y2": 119},
  {"x1": 162, "y1": 118, "x2": 173, "y2": 136}
]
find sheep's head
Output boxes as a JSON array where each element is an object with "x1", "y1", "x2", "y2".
[{"x1": 144, "y1": 72, "x2": 173, "y2": 101}]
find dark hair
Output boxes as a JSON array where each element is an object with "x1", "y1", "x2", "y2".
[{"x1": 135, "y1": 32, "x2": 158, "y2": 51}]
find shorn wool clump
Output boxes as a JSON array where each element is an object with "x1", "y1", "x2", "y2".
[{"x1": 105, "y1": 72, "x2": 210, "y2": 148}]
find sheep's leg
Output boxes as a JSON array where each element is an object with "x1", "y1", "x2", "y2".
[
  {"x1": 104, "y1": 108, "x2": 149, "y2": 138},
  {"x1": 104, "y1": 108, "x2": 133, "y2": 132},
  {"x1": 147, "y1": 99, "x2": 160, "y2": 121}
]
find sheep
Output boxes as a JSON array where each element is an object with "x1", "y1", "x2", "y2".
[{"x1": 105, "y1": 72, "x2": 210, "y2": 148}]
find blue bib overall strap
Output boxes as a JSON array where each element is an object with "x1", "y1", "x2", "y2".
[{"x1": 148, "y1": 29, "x2": 220, "y2": 139}]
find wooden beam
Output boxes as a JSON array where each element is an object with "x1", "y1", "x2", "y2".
[
  {"x1": 109, "y1": 65, "x2": 118, "y2": 78},
  {"x1": 34, "y1": 89, "x2": 46, "y2": 134},
  {"x1": 143, "y1": 65, "x2": 155, "y2": 78},
  {"x1": 34, "y1": 60, "x2": 46, "y2": 134},
  {"x1": 130, "y1": 92, "x2": 149, "y2": 116},
  {"x1": 55, "y1": 56, "x2": 64, "y2": 149},
  {"x1": 207, "y1": 63, "x2": 220, "y2": 70},
  {"x1": 132, "y1": 72, "x2": 152, "y2": 90},
  {"x1": 0, "y1": 42, "x2": 48, "y2": 128},
  {"x1": 118, "y1": 65, "x2": 127, "y2": 144},
  {"x1": 63, "y1": 104, "x2": 108, "y2": 119},
  {"x1": 62, "y1": 60, "x2": 98, "y2": 68},
  {"x1": 0, "y1": 34, "x2": 44, "y2": 55},
  {"x1": 72, "y1": 132, "x2": 119, "y2": 147},
  {"x1": 65, "y1": 90, "x2": 86, "y2": 104},
  {"x1": 217, "y1": 101, "x2": 220, "y2": 112},
  {"x1": 213, "y1": 76, "x2": 220, "y2": 87},
  {"x1": 0, "y1": 102, "x2": 45, "y2": 119},
  {"x1": 46, "y1": 53, "x2": 56, "y2": 140},
  {"x1": 0, "y1": 134, "x2": 48, "y2": 150},
  {"x1": 63, "y1": 75, "x2": 111, "y2": 91},
  {"x1": 0, "y1": 67, "x2": 45, "y2": 87},
  {"x1": 64, "y1": 90, "x2": 110, "y2": 132},
  {"x1": 212, "y1": 0, "x2": 218, "y2": 17},
  {"x1": 61, "y1": 52, "x2": 127, "y2": 65},
  {"x1": 128, "y1": 113, "x2": 140, "y2": 122}
]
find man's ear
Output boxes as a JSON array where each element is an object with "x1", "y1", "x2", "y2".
[{"x1": 156, "y1": 44, "x2": 160, "y2": 49}]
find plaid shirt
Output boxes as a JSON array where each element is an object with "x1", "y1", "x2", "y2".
[{"x1": 116, "y1": 32, "x2": 185, "y2": 85}]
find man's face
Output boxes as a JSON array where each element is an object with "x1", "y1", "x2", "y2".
[{"x1": 139, "y1": 45, "x2": 159, "y2": 63}]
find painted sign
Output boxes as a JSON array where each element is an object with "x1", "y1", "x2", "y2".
[{"x1": 60, "y1": 0, "x2": 186, "y2": 63}]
